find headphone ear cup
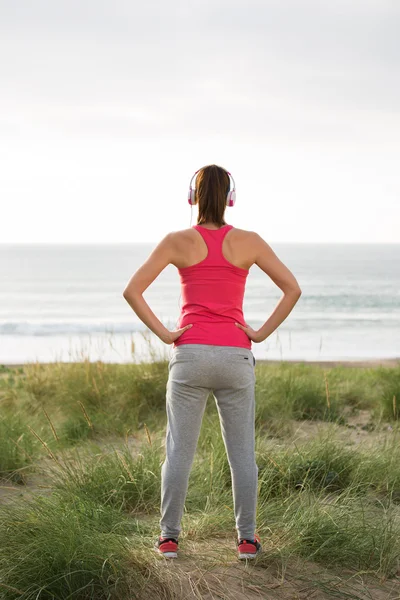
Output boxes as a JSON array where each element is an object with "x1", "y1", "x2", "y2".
[
  {"x1": 188, "y1": 189, "x2": 196, "y2": 205},
  {"x1": 227, "y1": 190, "x2": 236, "y2": 207}
]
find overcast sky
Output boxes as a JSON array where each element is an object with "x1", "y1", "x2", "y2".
[{"x1": 1, "y1": 0, "x2": 399, "y2": 243}]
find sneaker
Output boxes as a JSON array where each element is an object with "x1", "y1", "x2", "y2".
[
  {"x1": 237, "y1": 534, "x2": 262, "y2": 560},
  {"x1": 154, "y1": 536, "x2": 179, "y2": 559}
]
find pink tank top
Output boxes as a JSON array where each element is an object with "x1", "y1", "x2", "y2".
[{"x1": 173, "y1": 224, "x2": 251, "y2": 349}]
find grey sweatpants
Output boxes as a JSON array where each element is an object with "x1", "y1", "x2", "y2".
[{"x1": 159, "y1": 344, "x2": 258, "y2": 541}]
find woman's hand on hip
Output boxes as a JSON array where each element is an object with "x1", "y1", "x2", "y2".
[
  {"x1": 234, "y1": 322, "x2": 263, "y2": 343},
  {"x1": 163, "y1": 324, "x2": 193, "y2": 345}
]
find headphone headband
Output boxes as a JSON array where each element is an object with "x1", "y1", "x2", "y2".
[{"x1": 187, "y1": 166, "x2": 236, "y2": 207}]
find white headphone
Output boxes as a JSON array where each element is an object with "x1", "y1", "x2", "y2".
[{"x1": 187, "y1": 167, "x2": 236, "y2": 207}]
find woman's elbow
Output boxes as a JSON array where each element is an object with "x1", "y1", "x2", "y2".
[
  {"x1": 123, "y1": 287, "x2": 134, "y2": 299},
  {"x1": 287, "y1": 286, "x2": 302, "y2": 297},
  {"x1": 123, "y1": 287, "x2": 141, "y2": 300}
]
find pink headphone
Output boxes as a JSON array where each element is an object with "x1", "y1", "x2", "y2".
[{"x1": 187, "y1": 167, "x2": 236, "y2": 207}]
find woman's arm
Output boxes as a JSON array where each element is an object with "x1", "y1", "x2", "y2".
[
  {"x1": 235, "y1": 232, "x2": 302, "y2": 343},
  {"x1": 123, "y1": 233, "x2": 192, "y2": 344},
  {"x1": 123, "y1": 291, "x2": 173, "y2": 344}
]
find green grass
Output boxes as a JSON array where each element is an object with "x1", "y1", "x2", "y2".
[
  {"x1": 255, "y1": 490, "x2": 400, "y2": 576},
  {"x1": 48, "y1": 439, "x2": 164, "y2": 514},
  {"x1": 0, "y1": 412, "x2": 40, "y2": 480},
  {"x1": 0, "y1": 489, "x2": 173, "y2": 599}
]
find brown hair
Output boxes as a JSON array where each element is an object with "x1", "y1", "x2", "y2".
[{"x1": 194, "y1": 164, "x2": 231, "y2": 227}]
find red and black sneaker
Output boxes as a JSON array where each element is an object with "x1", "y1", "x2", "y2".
[
  {"x1": 154, "y1": 536, "x2": 179, "y2": 559},
  {"x1": 237, "y1": 534, "x2": 262, "y2": 560}
]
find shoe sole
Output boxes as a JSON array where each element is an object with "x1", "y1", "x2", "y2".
[
  {"x1": 238, "y1": 542, "x2": 262, "y2": 560},
  {"x1": 238, "y1": 550, "x2": 261, "y2": 560},
  {"x1": 154, "y1": 547, "x2": 178, "y2": 559}
]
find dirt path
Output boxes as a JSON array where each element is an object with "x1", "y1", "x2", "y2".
[{"x1": 156, "y1": 538, "x2": 400, "y2": 599}]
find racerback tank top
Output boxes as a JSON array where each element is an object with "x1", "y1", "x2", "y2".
[{"x1": 173, "y1": 223, "x2": 251, "y2": 349}]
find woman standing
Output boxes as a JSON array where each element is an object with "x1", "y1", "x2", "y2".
[{"x1": 123, "y1": 164, "x2": 302, "y2": 560}]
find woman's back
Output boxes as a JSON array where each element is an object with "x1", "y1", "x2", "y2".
[
  {"x1": 173, "y1": 223, "x2": 252, "y2": 349},
  {"x1": 172, "y1": 224, "x2": 255, "y2": 272}
]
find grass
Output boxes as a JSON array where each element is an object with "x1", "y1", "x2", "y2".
[
  {"x1": 0, "y1": 489, "x2": 174, "y2": 599},
  {"x1": 48, "y1": 439, "x2": 164, "y2": 514},
  {"x1": 0, "y1": 354, "x2": 399, "y2": 598},
  {"x1": 0, "y1": 412, "x2": 39, "y2": 481},
  {"x1": 257, "y1": 490, "x2": 400, "y2": 575}
]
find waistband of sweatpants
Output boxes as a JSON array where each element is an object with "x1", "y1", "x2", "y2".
[{"x1": 172, "y1": 344, "x2": 253, "y2": 356}]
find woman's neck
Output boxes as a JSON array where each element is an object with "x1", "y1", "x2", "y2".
[{"x1": 197, "y1": 221, "x2": 228, "y2": 230}]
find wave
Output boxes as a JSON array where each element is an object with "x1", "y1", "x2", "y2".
[
  {"x1": 0, "y1": 322, "x2": 147, "y2": 336},
  {"x1": 1, "y1": 313, "x2": 399, "y2": 337}
]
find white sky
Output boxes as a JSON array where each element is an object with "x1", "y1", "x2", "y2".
[{"x1": 1, "y1": 0, "x2": 399, "y2": 243}]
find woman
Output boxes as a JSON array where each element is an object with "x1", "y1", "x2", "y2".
[{"x1": 123, "y1": 164, "x2": 302, "y2": 560}]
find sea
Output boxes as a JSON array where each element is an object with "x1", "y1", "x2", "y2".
[{"x1": 1, "y1": 243, "x2": 399, "y2": 365}]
